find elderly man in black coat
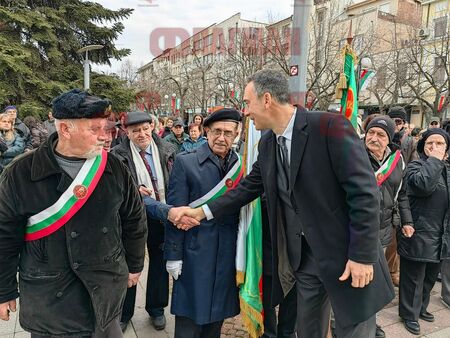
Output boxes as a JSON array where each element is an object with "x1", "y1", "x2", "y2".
[
  {"x1": 0, "y1": 89, "x2": 147, "y2": 337},
  {"x1": 172, "y1": 70, "x2": 395, "y2": 338},
  {"x1": 111, "y1": 111, "x2": 177, "y2": 331}
]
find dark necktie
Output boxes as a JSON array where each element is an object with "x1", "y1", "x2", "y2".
[
  {"x1": 139, "y1": 150, "x2": 160, "y2": 201},
  {"x1": 278, "y1": 136, "x2": 290, "y2": 183}
]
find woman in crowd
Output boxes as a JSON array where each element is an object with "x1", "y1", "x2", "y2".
[
  {"x1": 157, "y1": 117, "x2": 166, "y2": 137},
  {"x1": 0, "y1": 113, "x2": 25, "y2": 169},
  {"x1": 180, "y1": 123, "x2": 207, "y2": 152},
  {"x1": 398, "y1": 128, "x2": 450, "y2": 335},
  {"x1": 192, "y1": 113, "x2": 204, "y2": 126},
  {"x1": 23, "y1": 115, "x2": 48, "y2": 148}
]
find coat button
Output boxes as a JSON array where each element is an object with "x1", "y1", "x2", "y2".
[
  {"x1": 70, "y1": 231, "x2": 78, "y2": 238},
  {"x1": 102, "y1": 227, "x2": 108, "y2": 234},
  {"x1": 56, "y1": 291, "x2": 63, "y2": 298},
  {"x1": 73, "y1": 263, "x2": 79, "y2": 270}
]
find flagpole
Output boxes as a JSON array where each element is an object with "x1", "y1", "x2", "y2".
[{"x1": 289, "y1": 0, "x2": 313, "y2": 107}]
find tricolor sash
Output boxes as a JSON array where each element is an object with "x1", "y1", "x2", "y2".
[
  {"x1": 374, "y1": 150, "x2": 401, "y2": 186},
  {"x1": 189, "y1": 153, "x2": 243, "y2": 208},
  {"x1": 25, "y1": 150, "x2": 108, "y2": 241}
]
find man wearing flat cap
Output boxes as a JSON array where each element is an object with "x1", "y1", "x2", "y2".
[
  {"x1": 364, "y1": 115, "x2": 414, "y2": 338},
  {"x1": 164, "y1": 118, "x2": 189, "y2": 153},
  {"x1": 110, "y1": 111, "x2": 177, "y2": 331},
  {"x1": 164, "y1": 108, "x2": 242, "y2": 337},
  {"x1": 0, "y1": 89, "x2": 147, "y2": 337}
]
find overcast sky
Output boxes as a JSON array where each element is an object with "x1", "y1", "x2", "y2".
[{"x1": 92, "y1": 0, "x2": 294, "y2": 73}]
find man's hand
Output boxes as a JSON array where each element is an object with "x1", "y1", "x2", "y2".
[
  {"x1": 139, "y1": 186, "x2": 153, "y2": 196},
  {"x1": 166, "y1": 260, "x2": 183, "y2": 280},
  {"x1": 428, "y1": 147, "x2": 446, "y2": 161},
  {"x1": 339, "y1": 259, "x2": 374, "y2": 288},
  {"x1": 127, "y1": 272, "x2": 141, "y2": 288},
  {"x1": 0, "y1": 300, "x2": 16, "y2": 321},
  {"x1": 168, "y1": 207, "x2": 204, "y2": 230},
  {"x1": 402, "y1": 225, "x2": 415, "y2": 238}
]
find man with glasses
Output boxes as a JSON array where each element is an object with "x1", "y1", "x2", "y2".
[
  {"x1": 429, "y1": 117, "x2": 441, "y2": 129},
  {"x1": 164, "y1": 108, "x2": 242, "y2": 338}
]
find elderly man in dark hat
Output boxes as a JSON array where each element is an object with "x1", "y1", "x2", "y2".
[
  {"x1": 0, "y1": 89, "x2": 147, "y2": 338},
  {"x1": 364, "y1": 115, "x2": 414, "y2": 338},
  {"x1": 164, "y1": 108, "x2": 242, "y2": 338},
  {"x1": 164, "y1": 118, "x2": 189, "y2": 153},
  {"x1": 111, "y1": 111, "x2": 177, "y2": 331}
]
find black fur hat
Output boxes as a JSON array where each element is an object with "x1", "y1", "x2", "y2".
[{"x1": 52, "y1": 89, "x2": 111, "y2": 119}]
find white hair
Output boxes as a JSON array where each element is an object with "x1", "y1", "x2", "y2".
[{"x1": 55, "y1": 119, "x2": 78, "y2": 132}]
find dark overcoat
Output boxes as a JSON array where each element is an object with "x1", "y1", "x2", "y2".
[
  {"x1": 399, "y1": 155, "x2": 450, "y2": 262},
  {"x1": 164, "y1": 143, "x2": 240, "y2": 325},
  {"x1": 0, "y1": 133, "x2": 147, "y2": 335},
  {"x1": 208, "y1": 109, "x2": 395, "y2": 328},
  {"x1": 366, "y1": 146, "x2": 413, "y2": 247}
]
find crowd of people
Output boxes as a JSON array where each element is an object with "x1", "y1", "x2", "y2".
[{"x1": 0, "y1": 69, "x2": 449, "y2": 338}]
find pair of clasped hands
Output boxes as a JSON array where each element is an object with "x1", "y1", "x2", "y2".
[{"x1": 166, "y1": 206, "x2": 377, "y2": 289}]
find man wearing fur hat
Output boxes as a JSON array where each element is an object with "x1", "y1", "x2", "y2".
[
  {"x1": 364, "y1": 115, "x2": 414, "y2": 338},
  {"x1": 0, "y1": 89, "x2": 147, "y2": 337}
]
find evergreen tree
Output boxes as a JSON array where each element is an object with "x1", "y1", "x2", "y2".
[{"x1": 0, "y1": 0, "x2": 135, "y2": 117}]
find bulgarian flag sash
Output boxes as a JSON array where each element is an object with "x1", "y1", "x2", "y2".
[
  {"x1": 25, "y1": 151, "x2": 108, "y2": 241},
  {"x1": 374, "y1": 150, "x2": 401, "y2": 186},
  {"x1": 189, "y1": 153, "x2": 243, "y2": 208}
]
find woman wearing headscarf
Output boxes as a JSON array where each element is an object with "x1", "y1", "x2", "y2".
[{"x1": 398, "y1": 128, "x2": 450, "y2": 335}]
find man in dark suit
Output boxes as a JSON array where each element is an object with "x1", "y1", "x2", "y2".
[{"x1": 171, "y1": 69, "x2": 395, "y2": 338}]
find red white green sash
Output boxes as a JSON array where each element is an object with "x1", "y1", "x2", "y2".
[
  {"x1": 189, "y1": 153, "x2": 243, "y2": 208},
  {"x1": 374, "y1": 150, "x2": 401, "y2": 186},
  {"x1": 25, "y1": 151, "x2": 108, "y2": 241}
]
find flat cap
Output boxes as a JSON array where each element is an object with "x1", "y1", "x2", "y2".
[
  {"x1": 123, "y1": 111, "x2": 153, "y2": 127},
  {"x1": 52, "y1": 89, "x2": 111, "y2": 119},
  {"x1": 203, "y1": 108, "x2": 242, "y2": 128},
  {"x1": 173, "y1": 119, "x2": 184, "y2": 127}
]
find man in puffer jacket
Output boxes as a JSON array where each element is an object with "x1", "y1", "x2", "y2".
[{"x1": 364, "y1": 115, "x2": 414, "y2": 338}]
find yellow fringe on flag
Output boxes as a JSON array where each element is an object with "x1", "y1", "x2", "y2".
[
  {"x1": 240, "y1": 297, "x2": 264, "y2": 338},
  {"x1": 335, "y1": 44, "x2": 358, "y2": 100},
  {"x1": 236, "y1": 270, "x2": 245, "y2": 286}
]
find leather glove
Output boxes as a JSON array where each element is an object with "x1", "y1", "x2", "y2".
[{"x1": 166, "y1": 260, "x2": 183, "y2": 280}]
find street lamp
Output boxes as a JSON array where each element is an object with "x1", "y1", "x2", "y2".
[
  {"x1": 164, "y1": 95, "x2": 169, "y2": 115},
  {"x1": 171, "y1": 93, "x2": 176, "y2": 114},
  {"x1": 357, "y1": 56, "x2": 373, "y2": 94},
  {"x1": 77, "y1": 44, "x2": 104, "y2": 91}
]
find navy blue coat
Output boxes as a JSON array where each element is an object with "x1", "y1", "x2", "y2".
[{"x1": 164, "y1": 143, "x2": 240, "y2": 325}]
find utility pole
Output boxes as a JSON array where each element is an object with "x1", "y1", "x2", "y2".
[{"x1": 289, "y1": 0, "x2": 314, "y2": 108}]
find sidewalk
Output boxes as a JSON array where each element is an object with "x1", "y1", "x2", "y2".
[{"x1": 2, "y1": 254, "x2": 450, "y2": 337}]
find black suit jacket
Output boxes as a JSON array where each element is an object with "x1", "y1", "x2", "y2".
[{"x1": 208, "y1": 108, "x2": 395, "y2": 327}]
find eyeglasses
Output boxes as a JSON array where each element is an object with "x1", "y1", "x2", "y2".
[
  {"x1": 209, "y1": 128, "x2": 235, "y2": 139},
  {"x1": 393, "y1": 118, "x2": 404, "y2": 126}
]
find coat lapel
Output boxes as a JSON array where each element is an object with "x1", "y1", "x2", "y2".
[{"x1": 289, "y1": 108, "x2": 308, "y2": 191}]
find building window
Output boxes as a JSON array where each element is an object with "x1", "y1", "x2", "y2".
[
  {"x1": 434, "y1": 17, "x2": 447, "y2": 38},
  {"x1": 204, "y1": 34, "x2": 213, "y2": 46}
]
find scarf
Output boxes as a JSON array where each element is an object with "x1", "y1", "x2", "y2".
[{"x1": 130, "y1": 139, "x2": 166, "y2": 203}]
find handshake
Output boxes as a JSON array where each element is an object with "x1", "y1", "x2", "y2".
[{"x1": 167, "y1": 206, "x2": 206, "y2": 231}]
